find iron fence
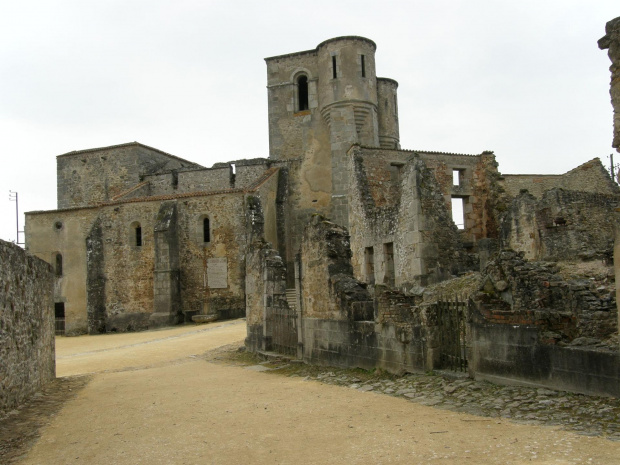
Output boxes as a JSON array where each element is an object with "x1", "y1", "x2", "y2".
[
  {"x1": 434, "y1": 298, "x2": 470, "y2": 371},
  {"x1": 270, "y1": 303, "x2": 298, "y2": 356},
  {"x1": 55, "y1": 317, "x2": 65, "y2": 336}
]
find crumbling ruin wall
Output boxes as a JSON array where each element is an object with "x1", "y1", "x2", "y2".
[
  {"x1": 478, "y1": 250, "x2": 616, "y2": 344},
  {"x1": 502, "y1": 188, "x2": 617, "y2": 261},
  {"x1": 244, "y1": 194, "x2": 290, "y2": 352},
  {"x1": 300, "y1": 216, "x2": 373, "y2": 321},
  {"x1": 347, "y1": 147, "x2": 469, "y2": 291},
  {"x1": 244, "y1": 241, "x2": 288, "y2": 353},
  {"x1": 0, "y1": 240, "x2": 55, "y2": 417},
  {"x1": 502, "y1": 159, "x2": 618, "y2": 199},
  {"x1": 599, "y1": 16, "x2": 620, "y2": 154},
  {"x1": 419, "y1": 151, "x2": 504, "y2": 242},
  {"x1": 469, "y1": 250, "x2": 619, "y2": 396},
  {"x1": 396, "y1": 156, "x2": 470, "y2": 287},
  {"x1": 298, "y1": 216, "x2": 438, "y2": 373}
]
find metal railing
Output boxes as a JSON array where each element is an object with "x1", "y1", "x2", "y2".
[{"x1": 434, "y1": 298, "x2": 470, "y2": 372}]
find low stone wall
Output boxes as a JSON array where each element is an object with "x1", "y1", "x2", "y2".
[
  {"x1": 300, "y1": 274, "x2": 433, "y2": 374},
  {"x1": 0, "y1": 240, "x2": 55, "y2": 416},
  {"x1": 481, "y1": 250, "x2": 617, "y2": 345},
  {"x1": 302, "y1": 319, "x2": 428, "y2": 374},
  {"x1": 470, "y1": 322, "x2": 620, "y2": 397}
]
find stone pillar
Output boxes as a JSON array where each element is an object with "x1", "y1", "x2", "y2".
[
  {"x1": 598, "y1": 16, "x2": 620, "y2": 155},
  {"x1": 86, "y1": 217, "x2": 106, "y2": 334},
  {"x1": 294, "y1": 259, "x2": 303, "y2": 359},
  {"x1": 600, "y1": 17, "x2": 620, "y2": 346},
  {"x1": 150, "y1": 201, "x2": 181, "y2": 327}
]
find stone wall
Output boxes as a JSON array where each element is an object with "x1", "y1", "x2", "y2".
[
  {"x1": 176, "y1": 193, "x2": 247, "y2": 321},
  {"x1": 27, "y1": 187, "x2": 252, "y2": 333},
  {"x1": 98, "y1": 202, "x2": 161, "y2": 331},
  {"x1": 470, "y1": 323, "x2": 620, "y2": 397},
  {"x1": 502, "y1": 159, "x2": 617, "y2": 199},
  {"x1": 300, "y1": 216, "x2": 373, "y2": 321},
  {"x1": 298, "y1": 217, "x2": 431, "y2": 373},
  {"x1": 599, "y1": 16, "x2": 620, "y2": 154},
  {"x1": 302, "y1": 319, "x2": 428, "y2": 373},
  {"x1": 478, "y1": 250, "x2": 617, "y2": 346},
  {"x1": 57, "y1": 142, "x2": 201, "y2": 209},
  {"x1": 502, "y1": 188, "x2": 618, "y2": 261},
  {"x1": 265, "y1": 37, "x2": 400, "y2": 229},
  {"x1": 419, "y1": 150, "x2": 503, "y2": 242},
  {"x1": 0, "y1": 240, "x2": 55, "y2": 416},
  {"x1": 143, "y1": 159, "x2": 279, "y2": 198},
  {"x1": 244, "y1": 194, "x2": 290, "y2": 352},
  {"x1": 347, "y1": 147, "x2": 471, "y2": 291},
  {"x1": 26, "y1": 207, "x2": 100, "y2": 335}
]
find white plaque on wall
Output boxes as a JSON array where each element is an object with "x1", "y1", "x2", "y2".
[{"x1": 207, "y1": 257, "x2": 228, "y2": 289}]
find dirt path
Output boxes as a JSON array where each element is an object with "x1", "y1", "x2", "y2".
[{"x1": 13, "y1": 319, "x2": 620, "y2": 464}]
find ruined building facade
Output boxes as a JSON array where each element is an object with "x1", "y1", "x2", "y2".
[{"x1": 25, "y1": 33, "x2": 620, "y2": 395}]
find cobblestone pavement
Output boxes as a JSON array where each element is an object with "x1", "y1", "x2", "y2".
[{"x1": 219, "y1": 347, "x2": 620, "y2": 442}]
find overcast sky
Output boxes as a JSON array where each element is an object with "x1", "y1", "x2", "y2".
[{"x1": 0, "y1": 1, "x2": 618, "y2": 244}]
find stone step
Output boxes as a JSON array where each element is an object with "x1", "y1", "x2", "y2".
[
  {"x1": 192, "y1": 314, "x2": 218, "y2": 324},
  {"x1": 285, "y1": 288, "x2": 297, "y2": 311}
]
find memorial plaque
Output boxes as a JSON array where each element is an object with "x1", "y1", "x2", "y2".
[{"x1": 207, "y1": 257, "x2": 228, "y2": 288}]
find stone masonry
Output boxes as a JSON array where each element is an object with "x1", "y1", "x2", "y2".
[
  {"x1": 0, "y1": 240, "x2": 55, "y2": 417},
  {"x1": 599, "y1": 16, "x2": 620, "y2": 154},
  {"x1": 22, "y1": 30, "x2": 620, "y2": 399}
]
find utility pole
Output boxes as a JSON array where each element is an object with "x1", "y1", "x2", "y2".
[
  {"x1": 8, "y1": 191, "x2": 23, "y2": 245},
  {"x1": 611, "y1": 154, "x2": 615, "y2": 183}
]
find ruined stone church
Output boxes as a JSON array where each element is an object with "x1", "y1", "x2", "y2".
[{"x1": 25, "y1": 35, "x2": 620, "y2": 395}]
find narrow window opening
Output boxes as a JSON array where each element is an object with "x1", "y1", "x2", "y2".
[
  {"x1": 135, "y1": 226, "x2": 142, "y2": 247},
  {"x1": 364, "y1": 246, "x2": 375, "y2": 284},
  {"x1": 390, "y1": 162, "x2": 404, "y2": 184},
  {"x1": 361, "y1": 54, "x2": 366, "y2": 78},
  {"x1": 230, "y1": 163, "x2": 236, "y2": 186},
  {"x1": 55, "y1": 302, "x2": 65, "y2": 336},
  {"x1": 203, "y1": 217, "x2": 211, "y2": 243},
  {"x1": 55, "y1": 253, "x2": 63, "y2": 277},
  {"x1": 297, "y1": 75, "x2": 309, "y2": 111},
  {"x1": 451, "y1": 197, "x2": 465, "y2": 229},
  {"x1": 383, "y1": 242, "x2": 395, "y2": 287},
  {"x1": 453, "y1": 169, "x2": 463, "y2": 186},
  {"x1": 332, "y1": 55, "x2": 337, "y2": 79}
]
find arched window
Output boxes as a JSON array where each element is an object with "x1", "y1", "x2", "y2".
[
  {"x1": 135, "y1": 225, "x2": 142, "y2": 247},
  {"x1": 55, "y1": 253, "x2": 63, "y2": 277},
  {"x1": 203, "y1": 217, "x2": 211, "y2": 243},
  {"x1": 297, "y1": 75, "x2": 309, "y2": 111}
]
